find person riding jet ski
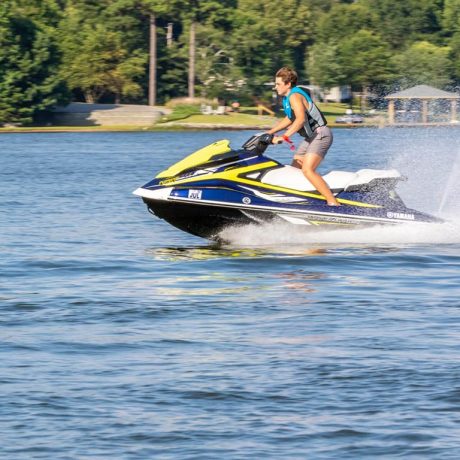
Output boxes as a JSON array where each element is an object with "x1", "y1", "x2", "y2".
[{"x1": 267, "y1": 67, "x2": 340, "y2": 206}]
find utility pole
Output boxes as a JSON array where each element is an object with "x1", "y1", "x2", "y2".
[
  {"x1": 166, "y1": 22, "x2": 173, "y2": 48},
  {"x1": 188, "y1": 21, "x2": 196, "y2": 99},
  {"x1": 149, "y1": 14, "x2": 157, "y2": 106}
]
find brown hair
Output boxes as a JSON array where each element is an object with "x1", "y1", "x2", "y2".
[{"x1": 275, "y1": 67, "x2": 298, "y2": 86}]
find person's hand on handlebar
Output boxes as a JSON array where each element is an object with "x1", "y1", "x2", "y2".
[{"x1": 272, "y1": 134, "x2": 296, "y2": 151}]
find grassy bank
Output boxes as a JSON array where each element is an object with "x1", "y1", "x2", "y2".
[
  {"x1": 0, "y1": 125, "x2": 152, "y2": 133},
  {"x1": 155, "y1": 102, "x2": 383, "y2": 129},
  {"x1": 0, "y1": 102, "x2": 384, "y2": 133},
  {"x1": 156, "y1": 112, "x2": 276, "y2": 129}
]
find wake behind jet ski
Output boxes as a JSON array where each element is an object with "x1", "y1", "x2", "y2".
[{"x1": 133, "y1": 133, "x2": 441, "y2": 240}]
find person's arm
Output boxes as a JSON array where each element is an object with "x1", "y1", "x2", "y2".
[
  {"x1": 271, "y1": 94, "x2": 306, "y2": 144},
  {"x1": 267, "y1": 116, "x2": 292, "y2": 135}
]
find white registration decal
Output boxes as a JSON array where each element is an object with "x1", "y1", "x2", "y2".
[{"x1": 188, "y1": 189, "x2": 202, "y2": 200}]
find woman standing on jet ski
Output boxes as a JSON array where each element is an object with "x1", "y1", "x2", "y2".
[{"x1": 267, "y1": 67, "x2": 340, "y2": 206}]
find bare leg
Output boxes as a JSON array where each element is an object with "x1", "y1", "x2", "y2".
[
  {"x1": 302, "y1": 153, "x2": 340, "y2": 206},
  {"x1": 291, "y1": 157, "x2": 303, "y2": 168}
]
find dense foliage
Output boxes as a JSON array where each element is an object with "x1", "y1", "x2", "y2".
[
  {"x1": 0, "y1": 0, "x2": 68, "y2": 124},
  {"x1": 2, "y1": 0, "x2": 460, "y2": 124}
]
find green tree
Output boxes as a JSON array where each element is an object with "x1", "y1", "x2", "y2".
[
  {"x1": 449, "y1": 32, "x2": 460, "y2": 81},
  {"x1": 12, "y1": 0, "x2": 65, "y2": 27},
  {"x1": 339, "y1": 30, "x2": 393, "y2": 88},
  {"x1": 361, "y1": 0, "x2": 444, "y2": 49},
  {"x1": 391, "y1": 41, "x2": 452, "y2": 88},
  {"x1": 231, "y1": 0, "x2": 311, "y2": 98},
  {"x1": 193, "y1": 23, "x2": 244, "y2": 99},
  {"x1": 58, "y1": 2, "x2": 147, "y2": 103},
  {"x1": 338, "y1": 30, "x2": 393, "y2": 109},
  {"x1": 0, "y1": 1, "x2": 68, "y2": 125},
  {"x1": 1, "y1": 0, "x2": 455, "y2": 120},
  {"x1": 157, "y1": 40, "x2": 189, "y2": 101},
  {"x1": 310, "y1": 27, "x2": 393, "y2": 96},
  {"x1": 308, "y1": 2, "x2": 377, "y2": 90},
  {"x1": 314, "y1": 2, "x2": 377, "y2": 43},
  {"x1": 442, "y1": 0, "x2": 460, "y2": 35},
  {"x1": 307, "y1": 42, "x2": 347, "y2": 89},
  {"x1": 108, "y1": 0, "x2": 188, "y2": 103},
  {"x1": 180, "y1": 0, "x2": 237, "y2": 98}
]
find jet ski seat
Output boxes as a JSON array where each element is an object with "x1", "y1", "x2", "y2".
[{"x1": 261, "y1": 165, "x2": 402, "y2": 192}]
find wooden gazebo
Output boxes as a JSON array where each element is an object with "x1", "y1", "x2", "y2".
[{"x1": 385, "y1": 84, "x2": 459, "y2": 124}]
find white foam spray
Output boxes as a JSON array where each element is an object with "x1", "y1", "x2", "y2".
[
  {"x1": 220, "y1": 220, "x2": 460, "y2": 248},
  {"x1": 388, "y1": 130, "x2": 460, "y2": 230},
  {"x1": 220, "y1": 127, "x2": 460, "y2": 248},
  {"x1": 438, "y1": 151, "x2": 460, "y2": 215}
]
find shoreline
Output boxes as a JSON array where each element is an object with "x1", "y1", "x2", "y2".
[{"x1": 1, "y1": 120, "x2": 459, "y2": 134}]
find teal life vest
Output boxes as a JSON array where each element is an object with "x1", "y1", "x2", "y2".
[{"x1": 282, "y1": 87, "x2": 327, "y2": 138}]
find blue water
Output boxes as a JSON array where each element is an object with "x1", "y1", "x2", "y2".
[{"x1": 1, "y1": 129, "x2": 460, "y2": 459}]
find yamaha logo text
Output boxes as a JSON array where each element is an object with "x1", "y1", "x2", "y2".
[{"x1": 387, "y1": 212, "x2": 415, "y2": 220}]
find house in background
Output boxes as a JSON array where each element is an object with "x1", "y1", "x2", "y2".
[
  {"x1": 323, "y1": 86, "x2": 352, "y2": 103},
  {"x1": 297, "y1": 85, "x2": 352, "y2": 103}
]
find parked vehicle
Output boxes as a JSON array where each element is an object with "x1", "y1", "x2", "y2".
[{"x1": 335, "y1": 114, "x2": 364, "y2": 124}]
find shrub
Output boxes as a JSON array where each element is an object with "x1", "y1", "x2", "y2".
[{"x1": 159, "y1": 103, "x2": 201, "y2": 122}]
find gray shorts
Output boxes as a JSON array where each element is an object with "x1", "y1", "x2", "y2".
[{"x1": 294, "y1": 126, "x2": 333, "y2": 159}]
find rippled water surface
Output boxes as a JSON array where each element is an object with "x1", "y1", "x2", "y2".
[{"x1": 1, "y1": 129, "x2": 460, "y2": 459}]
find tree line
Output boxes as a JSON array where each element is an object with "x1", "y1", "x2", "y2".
[{"x1": 2, "y1": 0, "x2": 460, "y2": 124}]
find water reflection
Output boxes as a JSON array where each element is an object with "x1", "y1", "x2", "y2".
[
  {"x1": 145, "y1": 245, "x2": 264, "y2": 261},
  {"x1": 145, "y1": 245, "x2": 329, "y2": 262},
  {"x1": 277, "y1": 271, "x2": 326, "y2": 293}
]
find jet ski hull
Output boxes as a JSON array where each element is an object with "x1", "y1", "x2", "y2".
[
  {"x1": 142, "y1": 195, "x2": 438, "y2": 241},
  {"x1": 143, "y1": 198, "x2": 255, "y2": 239}
]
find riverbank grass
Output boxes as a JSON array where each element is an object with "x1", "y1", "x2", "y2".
[{"x1": 0, "y1": 102, "x2": 383, "y2": 132}]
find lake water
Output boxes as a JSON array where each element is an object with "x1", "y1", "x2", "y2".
[{"x1": 1, "y1": 128, "x2": 460, "y2": 459}]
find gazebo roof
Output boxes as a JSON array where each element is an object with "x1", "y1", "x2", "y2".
[{"x1": 385, "y1": 84, "x2": 459, "y2": 99}]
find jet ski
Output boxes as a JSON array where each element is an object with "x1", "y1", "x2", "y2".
[{"x1": 133, "y1": 133, "x2": 441, "y2": 240}]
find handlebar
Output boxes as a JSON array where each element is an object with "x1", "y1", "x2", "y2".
[
  {"x1": 241, "y1": 133, "x2": 288, "y2": 155},
  {"x1": 241, "y1": 133, "x2": 275, "y2": 155}
]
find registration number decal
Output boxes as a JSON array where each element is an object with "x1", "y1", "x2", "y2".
[{"x1": 188, "y1": 189, "x2": 202, "y2": 200}]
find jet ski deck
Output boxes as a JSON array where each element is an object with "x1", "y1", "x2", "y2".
[{"x1": 262, "y1": 165, "x2": 402, "y2": 193}]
